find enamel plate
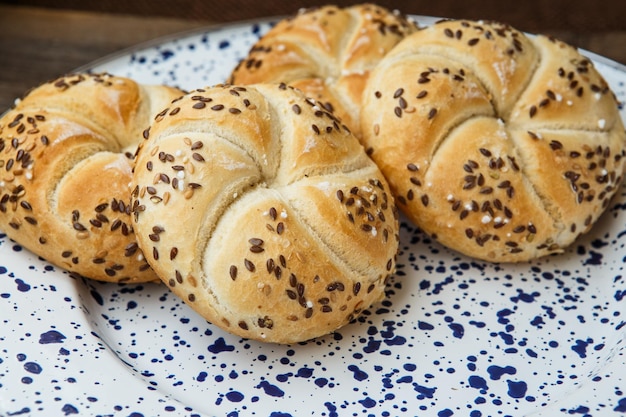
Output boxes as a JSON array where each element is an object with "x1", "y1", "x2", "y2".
[{"x1": 1, "y1": 16, "x2": 625, "y2": 417}]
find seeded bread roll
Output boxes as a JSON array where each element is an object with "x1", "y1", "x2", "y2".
[
  {"x1": 130, "y1": 83, "x2": 399, "y2": 343},
  {"x1": 0, "y1": 73, "x2": 183, "y2": 282},
  {"x1": 228, "y1": 3, "x2": 418, "y2": 140},
  {"x1": 361, "y1": 19, "x2": 626, "y2": 262}
]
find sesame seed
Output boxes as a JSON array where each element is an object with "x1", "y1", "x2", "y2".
[
  {"x1": 244, "y1": 259, "x2": 255, "y2": 272},
  {"x1": 549, "y1": 140, "x2": 563, "y2": 150}
]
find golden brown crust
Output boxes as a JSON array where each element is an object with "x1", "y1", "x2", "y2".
[
  {"x1": 228, "y1": 3, "x2": 418, "y2": 140},
  {"x1": 361, "y1": 19, "x2": 626, "y2": 262},
  {"x1": 130, "y1": 83, "x2": 399, "y2": 343},
  {"x1": 0, "y1": 73, "x2": 183, "y2": 282}
]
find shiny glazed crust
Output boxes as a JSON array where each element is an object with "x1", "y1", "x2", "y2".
[
  {"x1": 130, "y1": 83, "x2": 399, "y2": 343},
  {"x1": 228, "y1": 3, "x2": 418, "y2": 140},
  {"x1": 361, "y1": 19, "x2": 626, "y2": 262},
  {"x1": 0, "y1": 73, "x2": 183, "y2": 282}
]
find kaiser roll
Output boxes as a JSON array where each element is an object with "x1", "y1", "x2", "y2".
[
  {"x1": 0, "y1": 73, "x2": 183, "y2": 282},
  {"x1": 360, "y1": 19, "x2": 626, "y2": 262},
  {"x1": 130, "y1": 83, "x2": 399, "y2": 343},
  {"x1": 228, "y1": 3, "x2": 418, "y2": 140}
]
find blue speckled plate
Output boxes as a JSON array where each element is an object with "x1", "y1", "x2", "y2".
[{"x1": 1, "y1": 17, "x2": 626, "y2": 417}]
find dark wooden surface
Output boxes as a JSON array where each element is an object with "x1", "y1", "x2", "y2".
[{"x1": 1, "y1": 1, "x2": 625, "y2": 111}]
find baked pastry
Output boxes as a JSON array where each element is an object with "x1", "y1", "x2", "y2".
[
  {"x1": 130, "y1": 83, "x2": 399, "y2": 343},
  {"x1": 0, "y1": 73, "x2": 183, "y2": 282},
  {"x1": 361, "y1": 19, "x2": 626, "y2": 262},
  {"x1": 228, "y1": 3, "x2": 418, "y2": 140}
]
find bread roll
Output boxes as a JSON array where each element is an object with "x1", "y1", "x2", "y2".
[
  {"x1": 361, "y1": 19, "x2": 626, "y2": 262},
  {"x1": 0, "y1": 73, "x2": 183, "y2": 282},
  {"x1": 130, "y1": 83, "x2": 399, "y2": 343},
  {"x1": 228, "y1": 4, "x2": 418, "y2": 140}
]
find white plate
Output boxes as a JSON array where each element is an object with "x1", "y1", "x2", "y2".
[{"x1": 2, "y1": 16, "x2": 626, "y2": 417}]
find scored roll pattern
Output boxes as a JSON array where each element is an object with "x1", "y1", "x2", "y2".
[
  {"x1": 229, "y1": 4, "x2": 419, "y2": 140},
  {"x1": 0, "y1": 74, "x2": 182, "y2": 282},
  {"x1": 361, "y1": 19, "x2": 626, "y2": 262},
  {"x1": 130, "y1": 83, "x2": 400, "y2": 343}
]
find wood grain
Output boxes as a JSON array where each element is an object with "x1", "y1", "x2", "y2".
[{"x1": 1, "y1": 4, "x2": 624, "y2": 112}]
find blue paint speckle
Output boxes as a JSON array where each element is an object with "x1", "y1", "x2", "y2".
[
  {"x1": 256, "y1": 380, "x2": 284, "y2": 398},
  {"x1": 615, "y1": 397, "x2": 626, "y2": 412},
  {"x1": 160, "y1": 50, "x2": 174, "y2": 60},
  {"x1": 418, "y1": 321, "x2": 434, "y2": 330},
  {"x1": 208, "y1": 337, "x2": 235, "y2": 354},
  {"x1": 324, "y1": 402, "x2": 338, "y2": 417},
  {"x1": 487, "y1": 365, "x2": 516, "y2": 380},
  {"x1": 296, "y1": 367, "x2": 313, "y2": 378},
  {"x1": 348, "y1": 365, "x2": 368, "y2": 381},
  {"x1": 225, "y1": 391, "x2": 244, "y2": 402},
  {"x1": 61, "y1": 404, "x2": 79, "y2": 415},
  {"x1": 506, "y1": 380, "x2": 527, "y2": 399},
  {"x1": 571, "y1": 338, "x2": 593, "y2": 358},
  {"x1": 15, "y1": 279, "x2": 30, "y2": 292},
  {"x1": 358, "y1": 397, "x2": 376, "y2": 408},
  {"x1": 448, "y1": 322, "x2": 464, "y2": 338},
  {"x1": 38, "y1": 330, "x2": 66, "y2": 344},
  {"x1": 23, "y1": 362, "x2": 42, "y2": 374},
  {"x1": 413, "y1": 384, "x2": 436, "y2": 399},
  {"x1": 469, "y1": 375, "x2": 488, "y2": 391}
]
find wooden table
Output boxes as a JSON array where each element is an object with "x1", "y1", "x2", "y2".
[{"x1": 1, "y1": 4, "x2": 625, "y2": 112}]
